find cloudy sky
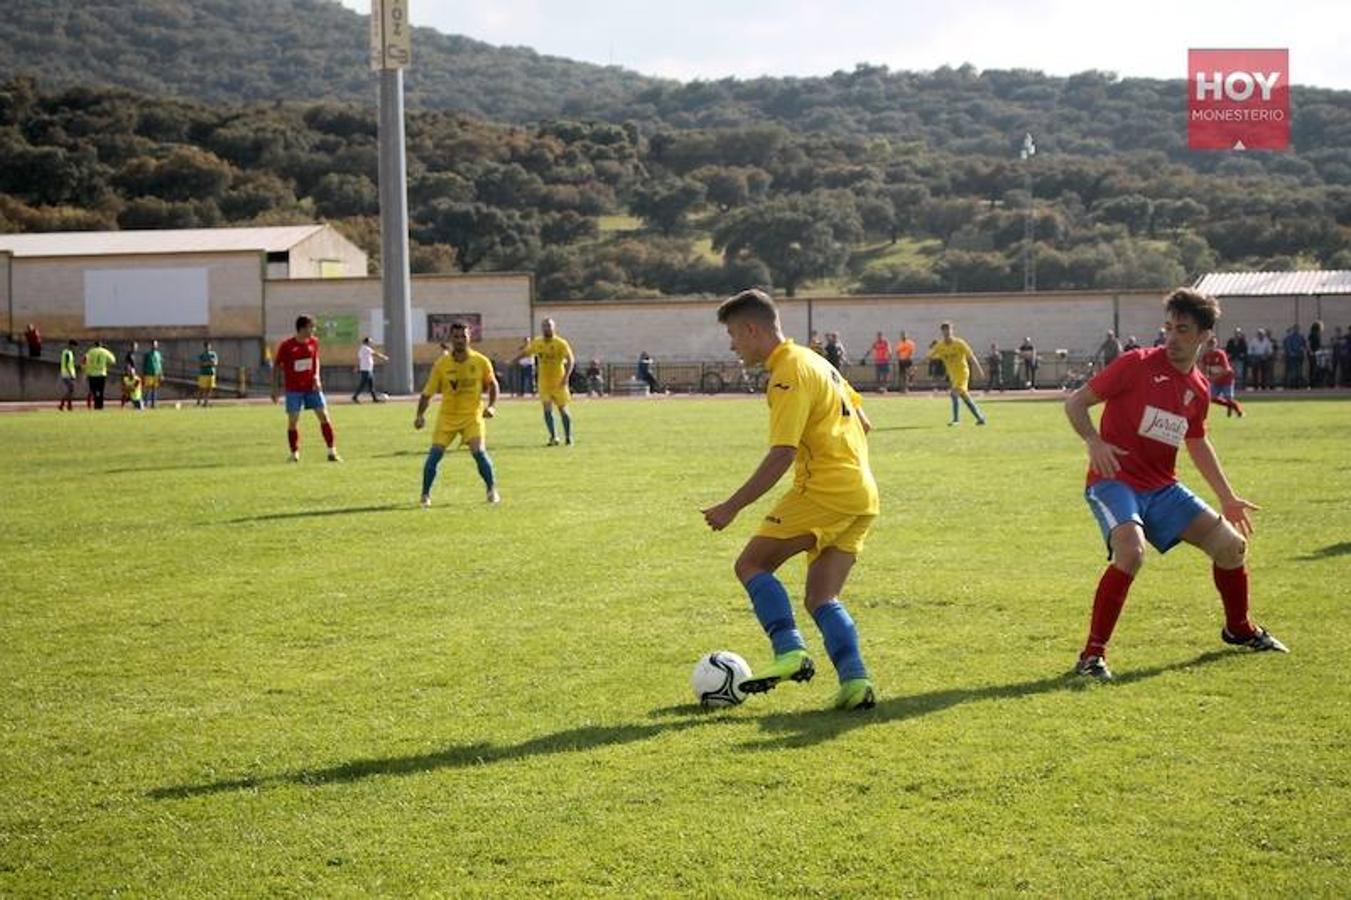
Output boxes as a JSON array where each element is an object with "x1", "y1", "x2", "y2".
[{"x1": 339, "y1": 0, "x2": 1349, "y2": 90}]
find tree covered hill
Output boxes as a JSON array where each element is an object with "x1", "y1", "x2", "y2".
[{"x1": 1, "y1": 1, "x2": 1349, "y2": 298}]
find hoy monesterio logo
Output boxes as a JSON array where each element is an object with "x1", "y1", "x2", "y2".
[{"x1": 1188, "y1": 49, "x2": 1289, "y2": 150}]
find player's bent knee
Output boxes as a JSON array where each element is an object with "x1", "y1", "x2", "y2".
[{"x1": 1200, "y1": 521, "x2": 1246, "y2": 568}]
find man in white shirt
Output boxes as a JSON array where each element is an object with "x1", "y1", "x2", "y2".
[{"x1": 352, "y1": 336, "x2": 389, "y2": 402}]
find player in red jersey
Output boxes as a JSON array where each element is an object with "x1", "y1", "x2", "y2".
[
  {"x1": 1201, "y1": 336, "x2": 1244, "y2": 418},
  {"x1": 1063, "y1": 288, "x2": 1286, "y2": 680},
  {"x1": 270, "y1": 314, "x2": 341, "y2": 463}
]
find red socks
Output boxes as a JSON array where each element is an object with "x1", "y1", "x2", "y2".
[
  {"x1": 287, "y1": 428, "x2": 299, "y2": 452},
  {"x1": 1083, "y1": 565, "x2": 1135, "y2": 659},
  {"x1": 320, "y1": 422, "x2": 335, "y2": 448},
  {"x1": 1213, "y1": 565, "x2": 1254, "y2": 637}
]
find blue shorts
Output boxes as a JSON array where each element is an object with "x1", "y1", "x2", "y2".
[
  {"x1": 1084, "y1": 480, "x2": 1211, "y2": 558},
  {"x1": 1210, "y1": 383, "x2": 1235, "y2": 401},
  {"x1": 285, "y1": 390, "x2": 327, "y2": 414}
]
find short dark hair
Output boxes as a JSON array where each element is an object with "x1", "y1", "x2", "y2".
[
  {"x1": 717, "y1": 288, "x2": 778, "y2": 326},
  {"x1": 295, "y1": 314, "x2": 313, "y2": 331},
  {"x1": 450, "y1": 321, "x2": 469, "y2": 333},
  {"x1": 1164, "y1": 288, "x2": 1220, "y2": 331},
  {"x1": 940, "y1": 321, "x2": 952, "y2": 329}
]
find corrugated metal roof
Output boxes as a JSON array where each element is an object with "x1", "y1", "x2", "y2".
[
  {"x1": 0, "y1": 225, "x2": 327, "y2": 258},
  {"x1": 1193, "y1": 270, "x2": 1351, "y2": 296}
]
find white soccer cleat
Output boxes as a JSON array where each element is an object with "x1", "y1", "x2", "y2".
[
  {"x1": 288, "y1": 450, "x2": 300, "y2": 463},
  {"x1": 327, "y1": 450, "x2": 343, "y2": 463},
  {"x1": 486, "y1": 488, "x2": 501, "y2": 505},
  {"x1": 419, "y1": 494, "x2": 432, "y2": 509}
]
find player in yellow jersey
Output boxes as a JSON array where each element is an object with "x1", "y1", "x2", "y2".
[
  {"x1": 414, "y1": 321, "x2": 500, "y2": 507},
  {"x1": 520, "y1": 317, "x2": 575, "y2": 445},
  {"x1": 926, "y1": 320, "x2": 987, "y2": 426},
  {"x1": 701, "y1": 288, "x2": 878, "y2": 710}
]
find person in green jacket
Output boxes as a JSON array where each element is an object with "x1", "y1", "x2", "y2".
[
  {"x1": 59, "y1": 340, "x2": 79, "y2": 411},
  {"x1": 142, "y1": 339, "x2": 164, "y2": 409}
]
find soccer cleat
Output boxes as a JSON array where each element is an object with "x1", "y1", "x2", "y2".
[
  {"x1": 1221, "y1": 626, "x2": 1288, "y2": 653},
  {"x1": 565, "y1": 436, "x2": 573, "y2": 446},
  {"x1": 419, "y1": 495, "x2": 432, "y2": 509},
  {"x1": 327, "y1": 450, "x2": 343, "y2": 462},
  {"x1": 976, "y1": 418, "x2": 987, "y2": 426},
  {"x1": 547, "y1": 437, "x2": 561, "y2": 447},
  {"x1": 739, "y1": 649, "x2": 815, "y2": 694},
  {"x1": 947, "y1": 420, "x2": 960, "y2": 427},
  {"x1": 834, "y1": 678, "x2": 876, "y2": 710},
  {"x1": 486, "y1": 488, "x2": 501, "y2": 505},
  {"x1": 1074, "y1": 654, "x2": 1113, "y2": 681},
  {"x1": 288, "y1": 450, "x2": 300, "y2": 463}
]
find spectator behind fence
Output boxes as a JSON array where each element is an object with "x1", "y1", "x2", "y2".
[
  {"x1": 1152, "y1": 327, "x2": 1167, "y2": 347},
  {"x1": 586, "y1": 358, "x2": 604, "y2": 397},
  {"x1": 516, "y1": 340, "x2": 535, "y2": 396},
  {"x1": 636, "y1": 351, "x2": 663, "y2": 394},
  {"x1": 870, "y1": 331, "x2": 891, "y2": 388},
  {"x1": 985, "y1": 341, "x2": 1004, "y2": 392},
  {"x1": 1225, "y1": 327, "x2": 1247, "y2": 392},
  {"x1": 1123, "y1": 335, "x2": 1141, "y2": 352},
  {"x1": 1282, "y1": 325, "x2": 1307, "y2": 389},
  {"x1": 24, "y1": 323, "x2": 41, "y2": 358},
  {"x1": 895, "y1": 330, "x2": 916, "y2": 392},
  {"x1": 1334, "y1": 326, "x2": 1350, "y2": 386},
  {"x1": 823, "y1": 332, "x2": 847, "y2": 372},
  {"x1": 1248, "y1": 327, "x2": 1274, "y2": 390},
  {"x1": 1307, "y1": 321, "x2": 1324, "y2": 387},
  {"x1": 1097, "y1": 330, "x2": 1122, "y2": 368},
  {"x1": 1018, "y1": 336, "x2": 1038, "y2": 389}
]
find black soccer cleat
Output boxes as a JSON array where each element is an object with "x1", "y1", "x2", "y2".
[
  {"x1": 1221, "y1": 626, "x2": 1289, "y2": 653},
  {"x1": 1074, "y1": 654, "x2": 1113, "y2": 681}
]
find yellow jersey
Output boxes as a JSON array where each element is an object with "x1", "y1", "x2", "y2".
[
  {"x1": 524, "y1": 336, "x2": 573, "y2": 387},
  {"x1": 928, "y1": 338, "x2": 974, "y2": 379},
  {"x1": 422, "y1": 350, "x2": 495, "y2": 421},
  {"x1": 765, "y1": 340, "x2": 878, "y2": 516}
]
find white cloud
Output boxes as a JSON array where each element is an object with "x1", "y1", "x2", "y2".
[{"x1": 339, "y1": 0, "x2": 1350, "y2": 89}]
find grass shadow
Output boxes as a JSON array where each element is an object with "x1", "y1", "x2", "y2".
[
  {"x1": 740, "y1": 649, "x2": 1234, "y2": 751},
  {"x1": 148, "y1": 652, "x2": 1235, "y2": 801},
  {"x1": 148, "y1": 718, "x2": 712, "y2": 800},
  {"x1": 227, "y1": 504, "x2": 411, "y2": 523},
  {"x1": 1296, "y1": 541, "x2": 1351, "y2": 561}
]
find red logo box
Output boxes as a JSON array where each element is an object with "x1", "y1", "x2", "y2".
[{"x1": 1188, "y1": 49, "x2": 1289, "y2": 150}]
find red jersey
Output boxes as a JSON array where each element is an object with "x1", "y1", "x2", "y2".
[
  {"x1": 276, "y1": 336, "x2": 320, "y2": 392},
  {"x1": 1087, "y1": 347, "x2": 1208, "y2": 492},
  {"x1": 1200, "y1": 348, "x2": 1234, "y2": 386}
]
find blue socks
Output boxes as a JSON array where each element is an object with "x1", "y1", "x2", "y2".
[
  {"x1": 472, "y1": 450, "x2": 495, "y2": 489},
  {"x1": 422, "y1": 445, "x2": 445, "y2": 496},
  {"x1": 745, "y1": 572, "x2": 805, "y2": 656},
  {"x1": 812, "y1": 600, "x2": 868, "y2": 682},
  {"x1": 961, "y1": 393, "x2": 985, "y2": 422},
  {"x1": 560, "y1": 410, "x2": 572, "y2": 442},
  {"x1": 544, "y1": 410, "x2": 556, "y2": 440},
  {"x1": 950, "y1": 393, "x2": 960, "y2": 421}
]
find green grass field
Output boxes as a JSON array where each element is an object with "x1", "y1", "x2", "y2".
[{"x1": 2, "y1": 394, "x2": 1348, "y2": 895}]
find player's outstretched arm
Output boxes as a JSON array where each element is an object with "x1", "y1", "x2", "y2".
[
  {"x1": 701, "y1": 445, "x2": 795, "y2": 531},
  {"x1": 1064, "y1": 385, "x2": 1127, "y2": 479},
  {"x1": 1186, "y1": 437, "x2": 1259, "y2": 536},
  {"x1": 484, "y1": 376, "x2": 499, "y2": 418}
]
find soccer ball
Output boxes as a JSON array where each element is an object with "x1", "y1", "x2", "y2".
[{"x1": 691, "y1": 651, "x2": 752, "y2": 708}]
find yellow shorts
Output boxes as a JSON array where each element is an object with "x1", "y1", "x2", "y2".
[
  {"x1": 143, "y1": 375, "x2": 162, "y2": 389},
  {"x1": 755, "y1": 491, "x2": 876, "y2": 563},
  {"x1": 946, "y1": 370, "x2": 970, "y2": 393},
  {"x1": 540, "y1": 383, "x2": 571, "y2": 407},
  {"x1": 197, "y1": 375, "x2": 216, "y2": 390},
  {"x1": 433, "y1": 416, "x2": 484, "y2": 447}
]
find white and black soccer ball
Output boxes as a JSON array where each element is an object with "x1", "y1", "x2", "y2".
[{"x1": 691, "y1": 651, "x2": 752, "y2": 708}]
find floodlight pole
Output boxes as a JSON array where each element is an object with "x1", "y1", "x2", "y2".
[
  {"x1": 378, "y1": 68, "x2": 413, "y2": 393},
  {"x1": 1020, "y1": 132, "x2": 1036, "y2": 292},
  {"x1": 373, "y1": 0, "x2": 413, "y2": 393}
]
